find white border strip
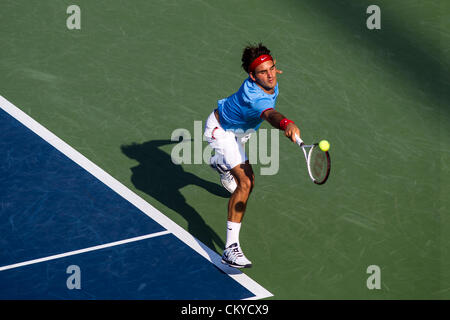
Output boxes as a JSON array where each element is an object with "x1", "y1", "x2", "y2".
[
  {"x1": 0, "y1": 95, "x2": 273, "y2": 300},
  {"x1": 0, "y1": 231, "x2": 171, "y2": 272}
]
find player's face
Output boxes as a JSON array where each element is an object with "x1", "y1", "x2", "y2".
[{"x1": 251, "y1": 61, "x2": 277, "y2": 93}]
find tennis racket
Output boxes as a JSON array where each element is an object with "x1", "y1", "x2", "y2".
[{"x1": 295, "y1": 134, "x2": 331, "y2": 185}]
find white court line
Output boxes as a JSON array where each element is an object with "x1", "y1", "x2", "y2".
[
  {"x1": 0, "y1": 231, "x2": 171, "y2": 272},
  {"x1": 0, "y1": 95, "x2": 273, "y2": 300}
]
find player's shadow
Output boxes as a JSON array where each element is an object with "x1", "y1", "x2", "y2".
[{"x1": 121, "y1": 139, "x2": 227, "y2": 254}]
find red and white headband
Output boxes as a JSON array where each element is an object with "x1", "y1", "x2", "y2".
[{"x1": 249, "y1": 54, "x2": 273, "y2": 73}]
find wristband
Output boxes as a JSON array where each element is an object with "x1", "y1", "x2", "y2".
[{"x1": 279, "y1": 118, "x2": 294, "y2": 131}]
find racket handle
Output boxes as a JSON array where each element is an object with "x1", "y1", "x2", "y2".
[{"x1": 295, "y1": 134, "x2": 304, "y2": 147}]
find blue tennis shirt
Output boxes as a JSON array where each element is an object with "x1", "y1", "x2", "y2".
[{"x1": 217, "y1": 77, "x2": 279, "y2": 132}]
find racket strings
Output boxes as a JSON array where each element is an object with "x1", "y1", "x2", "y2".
[{"x1": 309, "y1": 147, "x2": 328, "y2": 181}]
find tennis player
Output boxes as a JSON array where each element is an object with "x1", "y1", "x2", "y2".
[{"x1": 204, "y1": 43, "x2": 300, "y2": 268}]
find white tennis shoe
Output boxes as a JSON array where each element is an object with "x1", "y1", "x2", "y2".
[
  {"x1": 209, "y1": 155, "x2": 237, "y2": 194},
  {"x1": 221, "y1": 243, "x2": 252, "y2": 268},
  {"x1": 219, "y1": 171, "x2": 237, "y2": 194}
]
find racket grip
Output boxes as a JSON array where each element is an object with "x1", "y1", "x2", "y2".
[{"x1": 295, "y1": 134, "x2": 304, "y2": 147}]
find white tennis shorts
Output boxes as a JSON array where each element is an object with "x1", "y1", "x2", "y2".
[{"x1": 204, "y1": 110, "x2": 250, "y2": 171}]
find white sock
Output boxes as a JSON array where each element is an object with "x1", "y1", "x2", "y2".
[{"x1": 225, "y1": 221, "x2": 241, "y2": 248}]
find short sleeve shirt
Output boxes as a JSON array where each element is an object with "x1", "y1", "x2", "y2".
[{"x1": 217, "y1": 77, "x2": 279, "y2": 132}]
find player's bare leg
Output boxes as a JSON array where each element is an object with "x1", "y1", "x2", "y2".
[
  {"x1": 228, "y1": 161, "x2": 254, "y2": 223},
  {"x1": 221, "y1": 161, "x2": 254, "y2": 268}
]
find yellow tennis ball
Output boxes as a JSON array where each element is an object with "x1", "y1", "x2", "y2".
[{"x1": 319, "y1": 140, "x2": 330, "y2": 152}]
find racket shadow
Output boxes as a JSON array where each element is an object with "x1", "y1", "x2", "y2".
[{"x1": 120, "y1": 139, "x2": 227, "y2": 254}]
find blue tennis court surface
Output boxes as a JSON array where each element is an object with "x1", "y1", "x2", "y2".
[{"x1": 0, "y1": 97, "x2": 270, "y2": 300}]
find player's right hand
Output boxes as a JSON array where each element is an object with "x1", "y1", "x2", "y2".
[{"x1": 285, "y1": 123, "x2": 300, "y2": 143}]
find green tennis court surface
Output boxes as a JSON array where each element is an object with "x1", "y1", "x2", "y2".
[{"x1": 1, "y1": 0, "x2": 448, "y2": 299}]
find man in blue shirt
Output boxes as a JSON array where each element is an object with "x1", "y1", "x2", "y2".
[{"x1": 204, "y1": 43, "x2": 300, "y2": 268}]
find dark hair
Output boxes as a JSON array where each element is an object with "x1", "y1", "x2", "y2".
[{"x1": 241, "y1": 43, "x2": 272, "y2": 73}]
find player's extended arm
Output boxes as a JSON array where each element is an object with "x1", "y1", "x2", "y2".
[{"x1": 262, "y1": 109, "x2": 300, "y2": 143}]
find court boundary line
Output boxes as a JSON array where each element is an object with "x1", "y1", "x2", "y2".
[
  {"x1": 0, "y1": 231, "x2": 171, "y2": 272},
  {"x1": 0, "y1": 95, "x2": 273, "y2": 300}
]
